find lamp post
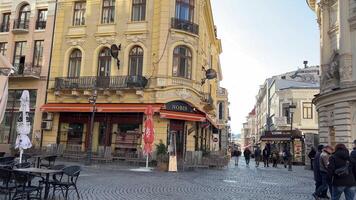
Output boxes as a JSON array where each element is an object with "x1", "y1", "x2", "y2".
[
  {"x1": 288, "y1": 103, "x2": 296, "y2": 171},
  {"x1": 86, "y1": 89, "x2": 97, "y2": 166}
]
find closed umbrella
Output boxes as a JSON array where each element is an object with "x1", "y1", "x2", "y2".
[
  {"x1": 143, "y1": 105, "x2": 154, "y2": 168},
  {"x1": 15, "y1": 90, "x2": 32, "y2": 163}
]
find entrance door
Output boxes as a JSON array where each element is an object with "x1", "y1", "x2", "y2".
[
  {"x1": 97, "y1": 48, "x2": 111, "y2": 88},
  {"x1": 169, "y1": 120, "x2": 185, "y2": 160}
]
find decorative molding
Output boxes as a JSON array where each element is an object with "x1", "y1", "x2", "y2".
[
  {"x1": 95, "y1": 36, "x2": 116, "y2": 45},
  {"x1": 125, "y1": 34, "x2": 147, "y2": 43},
  {"x1": 176, "y1": 88, "x2": 192, "y2": 99},
  {"x1": 339, "y1": 53, "x2": 353, "y2": 82},
  {"x1": 66, "y1": 39, "x2": 85, "y2": 47}
]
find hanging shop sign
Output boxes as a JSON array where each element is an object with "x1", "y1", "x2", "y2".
[{"x1": 166, "y1": 101, "x2": 194, "y2": 113}]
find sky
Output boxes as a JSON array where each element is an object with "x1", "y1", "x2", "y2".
[{"x1": 210, "y1": 1, "x2": 320, "y2": 134}]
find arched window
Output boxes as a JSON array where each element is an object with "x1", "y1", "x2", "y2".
[
  {"x1": 129, "y1": 46, "x2": 143, "y2": 76},
  {"x1": 173, "y1": 46, "x2": 192, "y2": 79},
  {"x1": 175, "y1": 0, "x2": 194, "y2": 22},
  {"x1": 98, "y1": 47, "x2": 111, "y2": 77},
  {"x1": 68, "y1": 49, "x2": 82, "y2": 77},
  {"x1": 16, "y1": 4, "x2": 31, "y2": 29}
]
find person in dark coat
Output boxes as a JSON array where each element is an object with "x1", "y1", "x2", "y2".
[
  {"x1": 327, "y1": 144, "x2": 356, "y2": 200},
  {"x1": 350, "y1": 140, "x2": 356, "y2": 181},
  {"x1": 313, "y1": 145, "x2": 327, "y2": 198},
  {"x1": 254, "y1": 147, "x2": 262, "y2": 167},
  {"x1": 231, "y1": 147, "x2": 240, "y2": 166},
  {"x1": 282, "y1": 147, "x2": 292, "y2": 171},
  {"x1": 263, "y1": 146, "x2": 270, "y2": 167},
  {"x1": 314, "y1": 145, "x2": 334, "y2": 200},
  {"x1": 243, "y1": 148, "x2": 251, "y2": 166},
  {"x1": 309, "y1": 147, "x2": 317, "y2": 170}
]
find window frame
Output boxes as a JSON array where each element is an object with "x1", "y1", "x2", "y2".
[
  {"x1": 0, "y1": 42, "x2": 7, "y2": 56},
  {"x1": 131, "y1": 0, "x2": 146, "y2": 22},
  {"x1": 13, "y1": 41, "x2": 27, "y2": 72},
  {"x1": 101, "y1": 0, "x2": 115, "y2": 24},
  {"x1": 33, "y1": 40, "x2": 44, "y2": 68},
  {"x1": 1, "y1": 13, "x2": 11, "y2": 32},
  {"x1": 98, "y1": 47, "x2": 112, "y2": 77},
  {"x1": 18, "y1": 4, "x2": 31, "y2": 28},
  {"x1": 172, "y1": 45, "x2": 192, "y2": 79},
  {"x1": 175, "y1": 0, "x2": 195, "y2": 22},
  {"x1": 302, "y1": 102, "x2": 313, "y2": 119},
  {"x1": 72, "y1": 1, "x2": 86, "y2": 26},
  {"x1": 36, "y1": 9, "x2": 48, "y2": 30},
  {"x1": 68, "y1": 49, "x2": 82, "y2": 78},
  {"x1": 128, "y1": 46, "x2": 144, "y2": 76}
]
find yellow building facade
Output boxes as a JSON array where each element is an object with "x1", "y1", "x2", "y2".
[{"x1": 41, "y1": 0, "x2": 229, "y2": 162}]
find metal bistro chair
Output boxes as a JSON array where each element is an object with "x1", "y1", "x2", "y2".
[
  {"x1": 51, "y1": 166, "x2": 81, "y2": 200},
  {"x1": 40, "y1": 155, "x2": 58, "y2": 169},
  {"x1": 12, "y1": 171, "x2": 44, "y2": 200},
  {"x1": 0, "y1": 168, "x2": 16, "y2": 200},
  {"x1": 14, "y1": 162, "x2": 31, "y2": 169},
  {"x1": 0, "y1": 157, "x2": 15, "y2": 166}
]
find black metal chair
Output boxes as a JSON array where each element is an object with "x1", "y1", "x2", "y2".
[
  {"x1": 14, "y1": 162, "x2": 31, "y2": 169},
  {"x1": 51, "y1": 166, "x2": 81, "y2": 200},
  {"x1": 0, "y1": 157, "x2": 15, "y2": 166},
  {"x1": 40, "y1": 155, "x2": 57, "y2": 169},
  {"x1": 12, "y1": 171, "x2": 44, "y2": 200},
  {"x1": 0, "y1": 168, "x2": 16, "y2": 200}
]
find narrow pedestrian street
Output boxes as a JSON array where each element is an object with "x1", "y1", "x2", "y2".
[{"x1": 68, "y1": 159, "x2": 314, "y2": 200}]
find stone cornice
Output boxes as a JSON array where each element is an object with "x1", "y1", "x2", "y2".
[{"x1": 313, "y1": 85, "x2": 356, "y2": 109}]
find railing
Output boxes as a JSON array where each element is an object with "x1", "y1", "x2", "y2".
[
  {"x1": 0, "y1": 23, "x2": 9, "y2": 32},
  {"x1": 35, "y1": 21, "x2": 46, "y2": 30},
  {"x1": 13, "y1": 19, "x2": 29, "y2": 30},
  {"x1": 201, "y1": 93, "x2": 214, "y2": 105},
  {"x1": 217, "y1": 87, "x2": 227, "y2": 97},
  {"x1": 171, "y1": 18, "x2": 199, "y2": 35},
  {"x1": 12, "y1": 63, "x2": 41, "y2": 78},
  {"x1": 54, "y1": 76, "x2": 148, "y2": 90},
  {"x1": 150, "y1": 76, "x2": 202, "y2": 91}
]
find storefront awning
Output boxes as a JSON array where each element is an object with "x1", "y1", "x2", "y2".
[
  {"x1": 160, "y1": 110, "x2": 206, "y2": 122},
  {"x1": 41, "y1": 103, "x2": 163, "y2": 113}
]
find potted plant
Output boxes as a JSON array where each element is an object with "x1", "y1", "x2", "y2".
[{"x1": 155, "y1": 140, "x2": 168, "y2": 171}]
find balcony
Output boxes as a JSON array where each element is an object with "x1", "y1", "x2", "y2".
[
  {"x1": 13, "y1": 20, "x2": 29, "y2": 33},
  {"x1": 35, "y1": 21, "x2": 46, "y2": 30},
  {"x1": 201, "y1": 93, "x2": 215, "y2": 112},
  {"x1": 217, "y1": 87, "x2": 228, "y2": 97},
  {"x1": 171, "y1": 18, "x2": 199, "y2": 35},
  {"x1": 11, "y1": 63, "x2": 41, "y2": 79},
  {"x1": 0, "y1": 23, "x2": 9, "y2": 32},
  {"x1": 54, "y1": 76, "x2": 148, "y2": 90}
]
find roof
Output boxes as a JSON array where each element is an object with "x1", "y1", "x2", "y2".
[{"x1": 274, "y1": 79, "x2": 319, "y2": 90}]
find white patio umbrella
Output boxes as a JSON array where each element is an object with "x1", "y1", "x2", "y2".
[{"x1": 15, "y1": 90, "x2": 32, "y2": 163}]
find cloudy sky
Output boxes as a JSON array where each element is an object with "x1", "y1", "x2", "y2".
[{"x1": 210, "y1": 1, "x2": 320, "y2": 134}]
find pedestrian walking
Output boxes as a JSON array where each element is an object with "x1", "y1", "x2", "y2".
[
  {"x1": 313, "y1": 145, "x2": 328, "y2": 199},
  {"x1": 271, "y1": 150, "x2": 279, "y2": 168},
  {"x1": 327, "y1": 144, "x2": 356, "y2": 200},
  {"x1": 309, "y1": 147, "x2": 317, "y2": 170},
  {"x1": 282, "y1": 147, "x2": 292, "y2": 171},
  {"x1": 350, "y1": 140, "x2": 356, "y2": 181},
  {"x1": 313, "y1": 145, "x2": 334, "y2": 200},
  {"x1": 263, "y1": 146, "x2": 270, "y2": 167},
  {"x1": 231, "y1": 147, "x2": 239, "y2": 166},
  {"x1": 243, "y1": 148, "x2": 251, "y2": 166},
  {"x1": 254, "y1": 146, "x2": 261, "y2": 167}
]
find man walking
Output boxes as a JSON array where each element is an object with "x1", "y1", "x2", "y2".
[
  {"x1": 244, "y1": 148, "x2": 251, "y2": 166},
  {"x1": 309, "y1": 147, "x2": 317, "y2": 170},
  {"x1": 282, "y1": 147, "x2": 292, "y2": 171},
  {"x1": 313, "y1": 145, "x2": 334, "y2": 200},
  {"x1": 313, "y1": 145, "x2": 327, "y2": 199},
  {"x1": 254, "y1": 146, "x2": 261, "y2": 167},
  {"x1": 263, "y1": 146, "x2": 270, "y2": 167}
]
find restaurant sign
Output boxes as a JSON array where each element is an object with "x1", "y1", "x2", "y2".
[{"x1": 166, "y1": 101, "x2": 194, "y2": 113}]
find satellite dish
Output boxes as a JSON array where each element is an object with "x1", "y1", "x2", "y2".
[{"x1": 206, "y1": 69, "x2": 217, "y2": 79}]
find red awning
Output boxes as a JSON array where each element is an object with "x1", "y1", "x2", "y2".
[
  {"x1": 160, "y1": 110, "x2": 206, "y2": 122},
  {"x1": 41, "y1": 103, "x2": 163, "y2": 113}
]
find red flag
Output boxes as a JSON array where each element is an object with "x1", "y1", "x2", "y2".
[{"x1": 143, "y1": 106, "x2": 154, "y2": 155}]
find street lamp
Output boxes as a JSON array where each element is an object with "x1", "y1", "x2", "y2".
[{"x1": 86, "y1": 89, "x2": 97, "y2": 165}]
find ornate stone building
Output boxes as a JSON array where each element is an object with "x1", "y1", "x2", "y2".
[{"x1": 308, "y1": 0, "x2": 356, "y2": 148}]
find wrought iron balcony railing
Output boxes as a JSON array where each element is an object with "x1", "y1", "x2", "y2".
[
  {"x1": 13, "y1": 20, "x2": 29, "y2": 31},
  {"x1": 171, "y1": 18, "x2": 199, "y2": 35},
  {"x1": 11, "y1": 63, "x2": 41, "y2": 78},
  {"x1": 54, "y1": 76, "x2": 148, "y2": 90},
  {"x1": 35, "y1": 21, "x2": 46, "y2": 30}
]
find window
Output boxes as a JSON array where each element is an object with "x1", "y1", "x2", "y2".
[
  {"x1": 0, "y1": 42, "x2": 7, "y2": 56},
  {"x1": 68, "y1": 49, "x2": 82, "y2": 77},
  {"x1": 102, "y1": 0, "x2": 115, "y2": 24},
  {"x1": 36, "y1": 9, "x2": 47, "y2": 30},
  {"x1": 73, "y1": 2, "x2": 86, "y2": 26},
  {"x1": 172, "y1": 46, "x2": 192, "y2": 79},
  {"x1": 0, "y1": 90, "x2": 36, "y2": 144},
  {"x1": 218, "y1": 102, "x2": 224, "y2": 120},
  {"x1": 0, "y1": 13, "x2": 10, "y2": 32},
  {"x1": 303, "y1": 102, "x2": 313, "y2": 119},
  {"x1": 13, "y1": 41, "x2": 27, "y2": 74},
  {"x1": 16, "y1": 4, "x2": 30, "y2": 29},
  {"x1": 98, "y1": 47, "x2": 111, "y2": 77},
  {"x1": 175, "y1": 0, "x2": 194, "y2": 22},
  {"x1": 282, "y1": 103, "x2": 291, "y2": 124},
  {"x1": 129, "y1": 46, "x2": 143, "y2": 76},
  {"x1": 131, "y1": 0, "x2": 146, "y2": 21},
  {"x1": 33, "y1": 40, "x2": 44, "y2": 68}
]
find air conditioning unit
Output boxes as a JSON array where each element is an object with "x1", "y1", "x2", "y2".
[
  {"x1": 42, "y1": 112, "x2": 53, "y2": 121},
  {"x1": 41, "y1": 121, "x2": 52, "y2": 131}
]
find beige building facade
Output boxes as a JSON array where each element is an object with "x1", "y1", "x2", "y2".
[
  {"x1": 0, "y1": 0, "x2": 56, "y2": 148},
  {"x1": 308, "y1": 0, "x2": 356, "y2": 148}
]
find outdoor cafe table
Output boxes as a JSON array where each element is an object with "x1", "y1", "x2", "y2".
[{"x1": 15, "y1": 167, "x2": 62, "y2": 200}]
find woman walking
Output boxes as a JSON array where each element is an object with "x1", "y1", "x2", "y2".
[{"x1": 327, "y1": 144, "x2": 356, "y2": 200}]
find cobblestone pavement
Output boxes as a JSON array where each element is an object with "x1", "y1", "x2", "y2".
[
  {"x1": 1, "y1": 159, "x2": 319, "y2": 200},
  {"x1": 61, "y1": 159, "x2": 316, "y2": 200}
]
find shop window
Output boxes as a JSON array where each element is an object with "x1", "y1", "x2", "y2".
[
  {"x1": 73, "y1": 2, "x2": 86, "y2": 26},
  {"x1": 131, "y1": 0, "x2": 146, "y2": 21},
  {"x1": 303, "y1": 102, "x2": 313, "y2": 119},
  {"x1": 102, "y1": 0, "x2": 115, "y2": 24},
  {"x1": 128, "y1": 46, "x2": 143, "y2": 76},
  {"x1": 175, "y1": 0, "x2": 194, "y2": 22},
  {"x1": 67, "y1": 123, "x2": 84, "y2": 145},
  {"x1": 0, "y1": 90, "x2": 36, "y2": 144},
  {"x1": 68, "y1": 49, "x2": 82, "y2": 77},
  {"x1": 172, "y1": 45, "x2": 192, "y2": 79}
]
